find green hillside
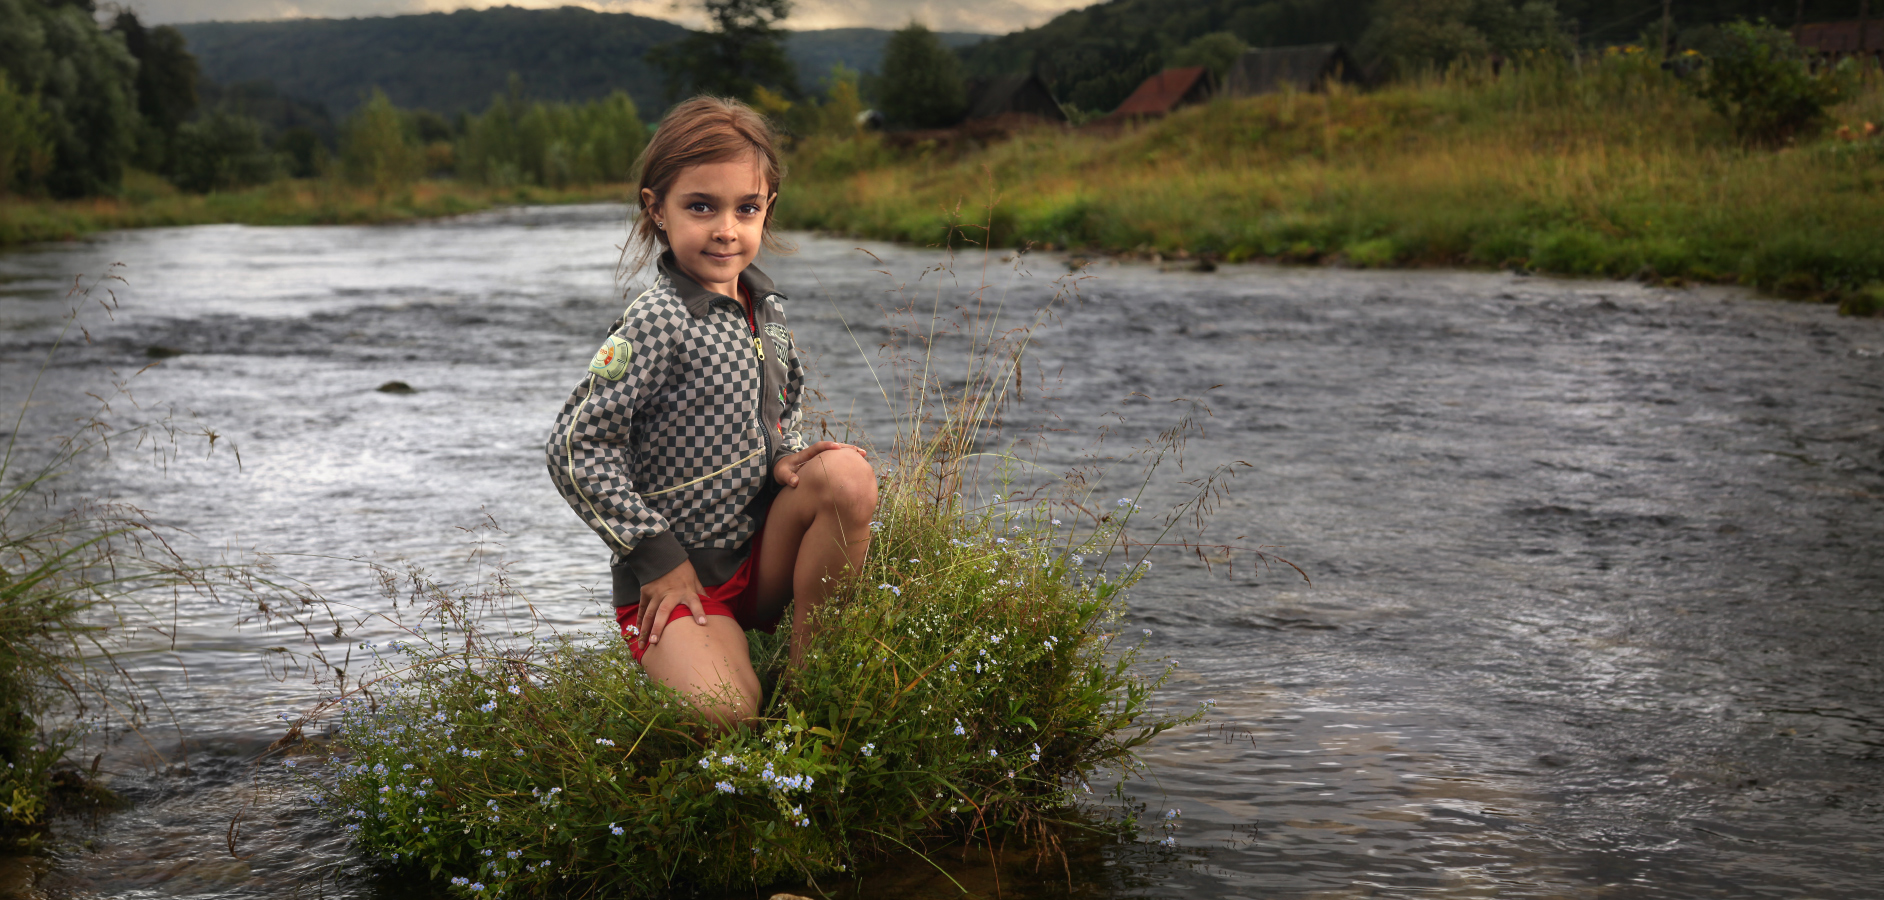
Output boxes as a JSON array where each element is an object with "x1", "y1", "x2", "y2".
[{"x1": 174, "y1": 8, "x2": 987, "y2": 118}]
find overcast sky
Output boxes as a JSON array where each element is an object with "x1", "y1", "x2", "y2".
[{"x1": 127, "y1": 0, "x2": 1087, "y2": 32}]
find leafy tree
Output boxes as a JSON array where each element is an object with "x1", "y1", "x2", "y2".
[
  {"x1": 649, "y1": 0, "x2": 799, "y2": 102},
  {"x1": 1693, "y1": 19, "x2": 1849, "y2": 145},
  {"x1": 0, "y1": 72, "x2": 53, "y2": 196},
  {"x1": 1171, "y1": 31, "x2": 1250, "y2": 79},
  {"x1": 458, "y1": 82, "x2": 645, "y2": 188},
  {"x1": 0, "y1": 0, "x2": 139, "y2": 197},
  {"x1": 813, "y1": 64, "x2": 866, "y2": 136},
  {"x1": 274, "y1": 126, "x2": 327, "y2": 178},
  {"x1": 340, "y1": 89, "x2": 421, "y2": 200},
  {"x1": 111, "y1": 10, "x2": 199, "y2": 173},
  {"x1": 878, "y1": 23, "x2": 967, "y2": 129},
  {"x1": 169, "y1": 109, "x2": 278, "y2": 193},
  {"x1": 1360, "y1": 0, "x2": 1569, "y2": 78}
]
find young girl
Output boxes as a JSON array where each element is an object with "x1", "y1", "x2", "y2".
[{"x1": 546, "y1": 97, "x2": 876, "y2": 727}]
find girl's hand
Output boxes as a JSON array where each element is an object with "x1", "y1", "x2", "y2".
[
  {"x1": 773, "y1": 441, "x2": 868, "y2": 488},
  {"x1": 638, "y1": 560, "x2": 708, "y2": 646}
]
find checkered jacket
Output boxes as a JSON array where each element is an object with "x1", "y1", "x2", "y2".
[{"x1": 545, "y1": 255, "x2": 809, "y2": 603}]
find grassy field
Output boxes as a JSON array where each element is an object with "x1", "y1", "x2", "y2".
[
  {"x1": 0, "y1": 172, "x2": 632, "y2": 246},
  {"x1": 778, "y1": 54, "x2": 1884, "y2": 313}
]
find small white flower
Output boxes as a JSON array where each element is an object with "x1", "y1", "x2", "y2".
[
  {"x1": 595, "y1": 738, "x2": 615, "y2": 747},
  {"x1": 609, "y1": 823, "x2": 624, "y2": 835}
]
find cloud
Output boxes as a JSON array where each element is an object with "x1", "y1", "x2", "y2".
[{"x1": 128, "y1": 0, "x2": 1085, "y2": 31}]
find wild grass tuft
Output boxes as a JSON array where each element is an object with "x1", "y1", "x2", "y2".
[{"x1": 0, "y1": 270, "x2": 323, "y2": 843}]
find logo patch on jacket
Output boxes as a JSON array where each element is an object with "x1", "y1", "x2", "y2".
[
  {"x1": 588, "y1": 335, "x2": 631, "y2": 380},
  {"x1": 764, "y1": 322, "x2": 791, "y2": 360}
]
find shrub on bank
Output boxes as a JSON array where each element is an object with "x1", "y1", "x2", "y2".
[{"x1": 310, "y1": 488, "x2": 1190, "y2": 896}]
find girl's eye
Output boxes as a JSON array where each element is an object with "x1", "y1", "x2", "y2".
[
  {"x1": 687, "y1": 202, "x2": 712, "y2": 213},
  {"x1": 739, "y1": 204, "x2": 762, "y2": 215}
]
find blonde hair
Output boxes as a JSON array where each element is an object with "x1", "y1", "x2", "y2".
[{"x1": 620, "y1": 96, "x2": 789, "y2": 282}]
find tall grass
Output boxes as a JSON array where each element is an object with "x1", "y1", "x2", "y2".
[
  {"x1": 779, "y1": 53, "x2": 1884, "y2": 305},
  {"x1": 302, "y1": 234, "x2": 1261, "y2": 896},
  {"x1": 0, "y1": 271, "x2": 326, "y2": 842}
]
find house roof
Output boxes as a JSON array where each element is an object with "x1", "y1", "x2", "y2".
[
  {"x1": 1796, "y1": 20, "x2": 1884, "y2": 54},
  {"x1": 1225, "y1": 43, "x2": 1362, "y2": 96},
  {"x1": 1110, "y1": 66, "x2": 1212, "y2": 118},
  {"x1": 964, "y1": 73, "x2": 1067, "y2": 122}
]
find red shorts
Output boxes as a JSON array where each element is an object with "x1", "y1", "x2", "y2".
[{"x1": 615, "y1": 525, "x2": 777, "y2": 663}]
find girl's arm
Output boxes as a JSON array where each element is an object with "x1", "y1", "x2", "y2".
[{"x1": 544, "y1": 301, "x2": 687, "y2": 583}]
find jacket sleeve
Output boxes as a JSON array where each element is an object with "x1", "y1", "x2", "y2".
[
  {"x1": 775, "y1": 329, "x2": 811, "y2": 459},
  {"x1": 544, "y1": 306, "x2": 689, "y2": 583}
]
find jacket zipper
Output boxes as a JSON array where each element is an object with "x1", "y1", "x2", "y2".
[{"x1": 742, "y1": 294, "x2": 777, "y2": 469}]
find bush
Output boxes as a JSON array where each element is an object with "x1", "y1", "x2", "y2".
[
  {"x1": 169, "y1": 109, "x2": 279, "y2": 193},
  {"x1": 310, "y1": 490, "x2": 1186, "y2": 896},
  {"x1": 1692, "y1": 19, "x2": 1850, "y2": 145}
]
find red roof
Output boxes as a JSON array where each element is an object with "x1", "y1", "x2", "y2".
[
  {"x1": 1797, "y1": 20, "x2": 1884, "y2": 54},
  {"x1": 1110, "y1": 66, "x2": 1212, "y2": 118}
]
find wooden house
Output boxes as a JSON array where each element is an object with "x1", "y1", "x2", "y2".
[{"x1": 1224, "y1": 43, "x2": 1365, "y2": 96}]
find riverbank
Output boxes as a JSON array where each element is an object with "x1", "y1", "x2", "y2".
[
  {"x1": 776, "y1": 56, "x2": 1884, "y2": 314},
  {"x1": 0, "y1": 172, "x2": 631, "y2": 246}
]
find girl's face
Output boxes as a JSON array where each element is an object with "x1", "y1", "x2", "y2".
[{"x1": 643, "y1": 154, "x2": 775, "y2": 299}]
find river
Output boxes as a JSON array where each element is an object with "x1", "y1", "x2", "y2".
[{"x1": 0, "y1": 204, "x2": 1879, "y2": 898}]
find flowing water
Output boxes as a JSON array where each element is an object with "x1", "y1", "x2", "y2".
[{"x1": 1, "y1": 205, "x2": 1880, "y2": 899}]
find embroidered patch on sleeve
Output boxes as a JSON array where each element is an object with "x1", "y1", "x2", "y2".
[
  {"x1": 764, "y1": 322, "x2": 792, "y2": 359},
  {"x1": 588, "y1": 335, "x2": 632, "y2": 380}
]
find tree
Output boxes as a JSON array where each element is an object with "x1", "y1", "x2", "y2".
[
  {"x1": 0, "y1": 0, "x2": 139, "y2": 197},
  {"x1": 170, "y1": 109, "x2": 278, "y2": 193},
  {"x1": 0, "y1": 72, "x2": 53, "y2": 196},
  {"x1": 1171, "y1": 31, "x2": 1249, "y2": 80},
  {"x1": 649, "y1": 0, "x2": 798, "y2": 102},
  {"x1": 340, "y1": 89, "x2": 421, "y2": 200},
  {"x1": 877, "y1": 23, "x2": 967, "y2": 129},
  {"x1": 111, "y1": 10, "x2": 199, "y2": 173},
  {"x1": 1359, "y1": 0, "x2": 1569, "y2": 79}
]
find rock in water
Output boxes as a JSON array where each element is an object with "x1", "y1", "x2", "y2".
[{"x1": 376, "y1": 381, "x2": 417, "y2": 395}]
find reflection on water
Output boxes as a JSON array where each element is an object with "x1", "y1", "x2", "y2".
[{"x1": 2, "y1": 205, "x2": 1881, "y2": 898}]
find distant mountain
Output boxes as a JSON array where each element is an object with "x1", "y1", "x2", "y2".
[
  {"x1": 789, "y1": 27, "x2": 987, "y2": 86},
  {"x1": 174, "y1": 7, "x2": 989, "y2": 119}
]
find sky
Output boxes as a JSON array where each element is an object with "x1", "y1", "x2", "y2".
[{"x1": 128, "y1": 0, "x2": 1089, "y2": 32}]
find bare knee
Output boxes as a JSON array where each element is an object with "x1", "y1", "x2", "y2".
[
  {"x1": 694, "y1": 685, "x2": 760, "y2": 731},
  {"x1": 798, "y1": 450, "x2": 877, "y2": 521}
]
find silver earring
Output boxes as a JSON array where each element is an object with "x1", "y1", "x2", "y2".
[{"x1": 656, "y1": 221, "x2": 665, "y2": 230}]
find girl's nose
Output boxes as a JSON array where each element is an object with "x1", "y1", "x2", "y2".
[{"x1": 712, "y1": 213, "x2": 737, "y2": 241}]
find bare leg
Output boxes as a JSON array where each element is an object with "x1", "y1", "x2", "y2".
[
  {"x1": 753, "y1": 449, "x2": 878, "y2": 671},
  {"x1": 636, "y1": 616, "x2": 763, "y2": 729}
]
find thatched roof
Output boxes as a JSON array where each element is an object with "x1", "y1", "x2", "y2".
[{"x1": 1224, "y1": 43, "x2": 1363, "y2": 96}]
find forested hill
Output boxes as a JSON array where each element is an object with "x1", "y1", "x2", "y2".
[
  {"x1": 961, "y1": 0, "x2": 1875, "y2": 117},
  {"x1": 174, "y1": 8, "x2": 986, "y2": 118}
]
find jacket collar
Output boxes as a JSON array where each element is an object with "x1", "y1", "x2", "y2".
[{"x1": 657, "y1": 252, "x2": 780, "y2": 319}]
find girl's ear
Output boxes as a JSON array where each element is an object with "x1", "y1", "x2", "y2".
[{"x1": 640, "y1": 188, "x2": 660, "y2": 218}]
